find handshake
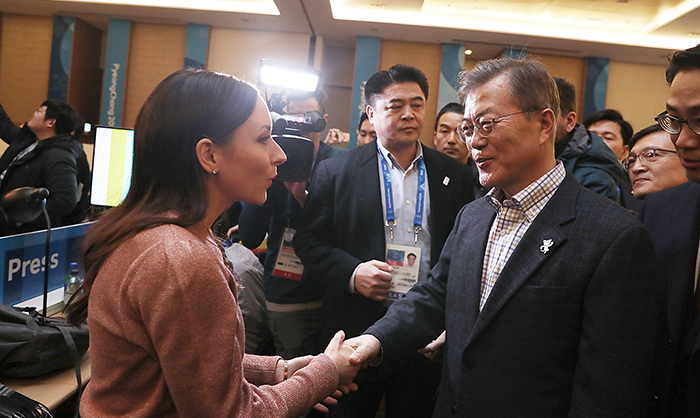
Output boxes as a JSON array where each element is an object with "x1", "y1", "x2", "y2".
[{"x1": 279, "y1": 331, "x2": 383, "y2": 413}]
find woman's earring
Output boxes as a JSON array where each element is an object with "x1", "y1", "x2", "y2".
[{"x1": 212, "y1": 168, "x2": 219, "y2": 175}]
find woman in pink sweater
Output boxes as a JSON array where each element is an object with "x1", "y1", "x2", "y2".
[{"x1": 66, "y1": 69, "x2": 358, "y2": 417}]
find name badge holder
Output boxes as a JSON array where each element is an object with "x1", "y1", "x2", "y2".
[
  {"x1": 272, "y1": 192, "x2": 304, "y2": 281},
  {"x1": 378, "y1": 143, "x2": 426, "y2": 300}
]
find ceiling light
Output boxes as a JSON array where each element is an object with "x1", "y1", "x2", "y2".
[
  {"x1": 464, "y1": 49, "x2": 473, "y2": 55},
  {"x1": 48, "y1": 0, "x2": 280, "y2": 14}
]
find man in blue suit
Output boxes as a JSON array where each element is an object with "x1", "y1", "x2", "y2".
[
  {"x1": 348, "y1": 58, "x2": 660, "y2": 417},
  {"x1": 640, "y1": 43, "x2": 700, "y2": 418}
]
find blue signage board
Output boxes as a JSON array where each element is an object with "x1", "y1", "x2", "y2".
[
  {"x1": 100, "y1": 20, "x2": 131, "y2": 127},
  {"x1": 0, "y1": 223, "x2": 92, "y2": 305}
]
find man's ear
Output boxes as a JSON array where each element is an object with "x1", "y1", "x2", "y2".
[
  {"x1": 45, "y1": 118, "x2": 56, "y2": 129},
  {"x1": 196, "y1": 137, "x2": 218, "y2": 175},
  {"x1": 564, "y1": 111, "x2": 577, "y2": 134},
  {"x1": 539, "y1": 108, "x2": 556, "y2": 144},
  {"x1": 366, "y1": 104, "x2": 375, "y2": 124}
]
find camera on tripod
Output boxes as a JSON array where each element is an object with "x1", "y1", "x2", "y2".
[{"x1": 258, "y1": 60, "x2": 324, "y2": 182}]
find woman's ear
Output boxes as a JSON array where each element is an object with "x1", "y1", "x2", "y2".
[{"x1": 196, "y1": 137, "x2": 218, "y2": 174}]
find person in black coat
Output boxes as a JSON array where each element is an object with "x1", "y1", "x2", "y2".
[{"x1": 0, "y1": 100, "x2": 89, "y2": 234}]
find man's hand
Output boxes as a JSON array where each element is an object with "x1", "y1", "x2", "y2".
[
  {"x1": 345, "y1": 334, "x2": 382, "y2": 368},
  {"x1": 324, "y1": 129, "x2": 349, "y2": 145},
  {"x1": 354, "y1": 260, "x2": 393, "y2": 301},
  {"x1": 417, "y1": 330, "x2": 446, "y2": 361},
  {"x1": 284, "y1": 181, "x2": 308, "y2": 207}
]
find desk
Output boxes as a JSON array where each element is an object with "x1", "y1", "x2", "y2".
[{"x1": 1, "y1": 353, "x2": 91, "y2": 410}]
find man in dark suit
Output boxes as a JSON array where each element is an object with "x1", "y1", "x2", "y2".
[
  {"x1": 348, "y1": 58, "x2": 660, "y2": 417},
  {"x1": 294, "y1": 64, "x2": 474, "y2": 417},
  {"x1": 640, "y1": 43, "x2": 700, "y2": 418}
]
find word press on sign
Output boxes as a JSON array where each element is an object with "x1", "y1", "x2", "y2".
[{"x1": 0, "y1": 223, "x2": 92, "y2": 305}]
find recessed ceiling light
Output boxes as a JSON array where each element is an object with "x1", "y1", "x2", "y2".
[{"x1": 464, "y1": 49, "x2": 473, "y2": 55}]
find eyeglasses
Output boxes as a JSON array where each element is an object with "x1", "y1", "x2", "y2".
[
  {"x1": 457, "y1": 109, "x2": 540, "y2": 143},
  {"x1": 623, "y1": 148, "x2": 678, "y2": 171},
  {"x1": 655, "y1": 111, "x2": 700, "y2": 136}
]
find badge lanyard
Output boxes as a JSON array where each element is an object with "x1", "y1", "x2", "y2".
[{"x1": 378, "y1": 144, "x2": 426, "y2": 243}]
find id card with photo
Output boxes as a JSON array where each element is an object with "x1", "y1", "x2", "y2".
[
  {"x1": 385, "y1": 243, "x2": 421, "y2": 301},
  {"x1": 272, "y1": 227, "x2": 304, "y2": 281}
]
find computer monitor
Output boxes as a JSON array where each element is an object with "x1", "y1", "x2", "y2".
[{"x1": 90, "y1": 126, "x2": 134, "y2": 207}]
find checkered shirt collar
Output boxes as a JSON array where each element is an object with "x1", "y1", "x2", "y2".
[{"x1": 486, "y1": 162, "x2": 565, "y2": 223}]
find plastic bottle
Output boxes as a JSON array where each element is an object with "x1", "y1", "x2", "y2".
[{"x1": 64, "y1": 262, "x2": 82, "y2": 305}]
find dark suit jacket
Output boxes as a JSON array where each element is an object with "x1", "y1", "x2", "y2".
[
  {"x1": 640, "y1": 181, "x2": 700, "y2": 418},
  {"x1": 294, "y1": 139, "x2": 475, "y2": 341},
  {"x1": 367, "y1": 174, "x2": 660, "y2": 417}
]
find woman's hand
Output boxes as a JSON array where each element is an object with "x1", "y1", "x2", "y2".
[{"x1": 324, "y1": 331, "x2": 360, "y2": 392}]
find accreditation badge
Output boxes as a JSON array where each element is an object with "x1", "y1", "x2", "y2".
[
  {"x1": 385, "y1": 243, "x2": 421, "y2": 301},
  {"x1": 272, "y1": 227, "x2": 304, "y2": 281}
]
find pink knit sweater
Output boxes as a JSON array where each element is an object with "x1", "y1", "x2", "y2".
[{"x1": 81, "y1": 223, "x2": 338, "y2": 417}]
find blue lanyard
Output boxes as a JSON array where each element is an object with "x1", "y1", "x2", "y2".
[{"x1": 378, "y1": 143, "x2": 426, "y2": 243}]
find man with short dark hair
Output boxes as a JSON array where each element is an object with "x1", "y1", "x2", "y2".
[
  {"x1": 434, "y1": 102, "x2": 469, "y2": 164},
  {"x1": 640, "y1": 43, "x2": 700, "y2": 418},
  {"x1": 553, "y1": 77, "x2": 629, "y2": 204},
  {"x1": 238, "y1": 89, "x2": 345, "y2": 360},
  {"x1": 0, "y1": 100, "x2": 89, "y2": 235},
  {"x1": 295, "y1": 64, "x2": 474, "y2": 417},
  {"x1": 434, "y1": 102, "x2": 487, "y2": 197},
  {"x1": 356, "y1": 112, "x2": 376, "y2": 146},
  {"x1": 583, "y1": 108, "x2": 633, "y2": 162},
  {"x1": 348, "y1": 58, "x2": 659, "y2": 417}
]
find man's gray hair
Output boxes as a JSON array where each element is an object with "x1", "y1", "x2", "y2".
[{"x1": 458, "y1": 58, "x2": 560, "y2": 121}]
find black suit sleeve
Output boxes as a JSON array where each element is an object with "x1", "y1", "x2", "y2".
[
  {"x1": 294, "y1": 160, "x2": 363, "y2": 297},
  {"x1": 0, "y1": 103, "x2": 23, "y2": 146},
  {"x1": 365, "y1": 206, "x2": 466, "y2": 354}
]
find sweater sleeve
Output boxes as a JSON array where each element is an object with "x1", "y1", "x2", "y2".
[{"x1": 128, "y1": 234, "x2": 338, "y2": 418}]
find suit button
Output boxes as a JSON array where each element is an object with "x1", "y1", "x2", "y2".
[
  {"x1": 451, "y1": 405, "x2": 456, "y2": 414},
  {"x1": 676, "y1": 387, "x2": 685, "y2": 395},
  {"x1": 668, "y1": 339, "x2": 673, "y2": 350}
]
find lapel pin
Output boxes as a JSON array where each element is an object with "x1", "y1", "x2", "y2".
[
  {"x1": 540, "y1": 239, "x2": 554, "y2": 254},
  {"x1": 443, "y1": 176, "x2": 450, "y2": 186}
]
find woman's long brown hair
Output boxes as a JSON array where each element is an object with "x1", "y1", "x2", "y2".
[{"x1": 65, "y1": 69, "x2": 258, "y2": 326}]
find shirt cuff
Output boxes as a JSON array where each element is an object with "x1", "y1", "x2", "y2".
[{"x1": 348, "y1": 264, "x2": 361, "y2": 293}]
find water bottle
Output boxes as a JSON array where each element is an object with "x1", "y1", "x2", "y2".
[{"x1": 64, "y1": 262, "x2": 82, "y2": 305}]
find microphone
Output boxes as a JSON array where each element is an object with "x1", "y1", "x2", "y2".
[
  {"x1": 30, "y1": 188, "x2": 49, "y2": 201},
  {"x1": 1, "y1": 187, "x2": 50, "y2": 223}
]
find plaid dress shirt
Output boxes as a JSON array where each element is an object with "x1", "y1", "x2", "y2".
[{"x1": 479, "y1": 162, "x2": 565, "y2": 310}]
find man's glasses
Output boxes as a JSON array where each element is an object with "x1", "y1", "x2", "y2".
[
  {"x1": 655, "y1": 111, "x2": 700, "y2": 136},
  {"x1": 457, "y1": 109, "x2": 540, "y2": 143},
  {"x1": 623, "y1": 148, "x2": 678, "y2": 171}
]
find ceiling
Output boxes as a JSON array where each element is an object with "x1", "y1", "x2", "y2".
[{"x1": 1, "y1": 0, "x2": 698, "y2": 65}]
